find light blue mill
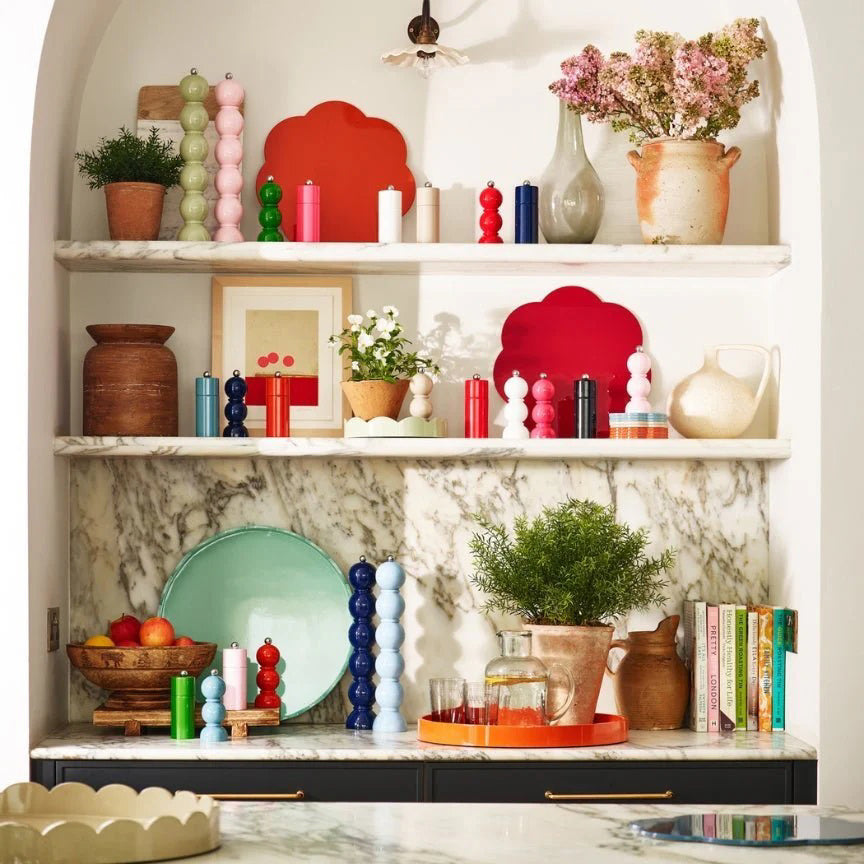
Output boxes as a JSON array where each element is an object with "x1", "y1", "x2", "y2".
[
  {"x1": 372, "y1": 556, "x2": 407, "y2": 733},
  {"x1": 200, "y1": 669, "x2": 229, "y2": 743}
]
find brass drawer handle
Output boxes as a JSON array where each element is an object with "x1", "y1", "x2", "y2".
[
  {"x1": 545, "y1": 789, "x2": 673, "y2": 801},
  {"x1": 206, "y1": 791, "x2": 305, "y2": 801}
]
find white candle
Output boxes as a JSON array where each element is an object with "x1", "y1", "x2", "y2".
[
  {"x1": 378, "y1": 186, "x2": 403, "y2": 243},
  {"x1": 416, "y1": 182, "x2": 440, "y2": 243}
]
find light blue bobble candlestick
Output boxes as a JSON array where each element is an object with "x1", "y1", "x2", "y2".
[
  {"x1": 200, "y1": 669, "x2": 228, "y2": 743},
  {"x1": 373, "y1": 556, "x2": 406, "y2": 733}
]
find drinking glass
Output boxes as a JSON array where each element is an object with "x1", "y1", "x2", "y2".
[
  {"x1": 464, "y1": 682, "x2": 496, "y2": 725},
  {"x1": 429, "y1": 677, "x2": 465, "y2": 723}
]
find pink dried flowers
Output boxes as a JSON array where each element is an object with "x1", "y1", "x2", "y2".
[{"x1": 550, "y1": 18, "x2": 766, "y2": 143}]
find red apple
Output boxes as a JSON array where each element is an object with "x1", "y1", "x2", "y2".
[
  {"x1": 173, "y1": 636, "x2": 195, "y2": 647},
  {"x1": 108, "y1": 614, "x2": 140, "y2": 645},
  {"x1": 115, "y1": 639, "x2": 140, "y2": 648},
  {"x1": 139, "y1": 617, "x2": 175, "y2": 647}
]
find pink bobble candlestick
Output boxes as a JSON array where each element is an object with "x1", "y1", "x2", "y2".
[
  {"x1": 213, "y1": 73, "x2": 244, "y2": 242},
  {"x1": 625, "y1": 345, "x2": 653, "y2": 413},
  {"x1": 530, "y1": 373, "x2": 557, "y2": 438}
]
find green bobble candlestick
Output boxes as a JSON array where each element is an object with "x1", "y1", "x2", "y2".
[
  {"x1": 178, "y1": 67, "x2": 211, "y2": 241},
  {"x1": 258, "y1": 176, "x2": 284, "y2": 242}
]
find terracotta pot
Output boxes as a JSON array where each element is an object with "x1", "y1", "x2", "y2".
[
  {"x1": 627, "y1": 139, "x2": 741, "y2": 244},
  {"x1": 83, "y1": 324, "x2": 178, "y2": 436},
  {"x1": 606, "y1": 615, "x2": 689, "y2": 730},
  {"x1": 342, "y1": 379, "x2": 410, "y2": 421},
  {"x1": 104, "y1": 181, "x2": 166, "y2": 241},
  {"x1": 524, "y1": 623, "x2": 613, "y2": 726}
]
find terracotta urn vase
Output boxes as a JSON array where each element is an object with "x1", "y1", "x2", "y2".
[
  {"x1": 524, "y1": 623, "x2": 613, "y2": 726},
  {"x1": 627, "y1": 139, "x2": 741, "y2": 244},
  {"x1": 605, "y1": 615, "x2": 689, "y2": 730},
  {"x1": 83, "y1": 324, "x2": 178, "y2": 436},
  {"x1": 342, "y1": 379, "x2": 410, "y2": 421},
  {"x1": 104, "y1": 181, "x2": 166, "y2": 241}
]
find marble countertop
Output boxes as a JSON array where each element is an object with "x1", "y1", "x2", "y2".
[
  {"x1": 184, "y1": 802, "x2": 859, "y2": 863},
  {"x1": 31, "y1": 724, "x2": 817, "y2": 762}
]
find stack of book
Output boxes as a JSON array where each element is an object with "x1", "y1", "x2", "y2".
[
  {"x1": 689, "y1": 814, "x2": 795, "y2": 842},
  {"x1": 682, "y1": 601, "x2": 798, "y2": 732}
]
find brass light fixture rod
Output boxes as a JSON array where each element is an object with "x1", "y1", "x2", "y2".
[{"x1": 408, "y1": 0, "x2": 440, "y2": 45}]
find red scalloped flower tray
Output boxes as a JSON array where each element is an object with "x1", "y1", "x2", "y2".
[{"x1": 417, "y1": 713, "x2": 628, "y2": 748}]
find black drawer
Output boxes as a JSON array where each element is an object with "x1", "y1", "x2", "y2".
[
  {"x1": 425, "y1": 761, "x2": 803, "y2": 804},
  {"x1": 39, "y1": 760, "x2": 422, "y2": 802}
]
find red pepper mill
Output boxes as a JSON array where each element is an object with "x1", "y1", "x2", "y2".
[
  {"x1": 478, "y1": 181, "x2": 503, "y2": 243},
  {"x1": 255, "y1": 637, "x2": 281, "y2": 709},
  {"x1": 265, "y1": 371, "x2": 290, "y2": 437},
  {"x1": 531, "y1": 373, "x2": 557, "y2": 438}
]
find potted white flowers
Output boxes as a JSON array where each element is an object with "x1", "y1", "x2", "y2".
[{"x1": 329, "y1": 306, "x2": 440, "y2": 421}]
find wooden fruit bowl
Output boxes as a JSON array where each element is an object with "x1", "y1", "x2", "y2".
[{"x1": 66, "y1": 643, "x2": 216, "y2": 710}]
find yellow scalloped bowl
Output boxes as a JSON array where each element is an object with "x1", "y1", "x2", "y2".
[{"x1": 0, "y1": 782, "x2": 219, "y2": 863}]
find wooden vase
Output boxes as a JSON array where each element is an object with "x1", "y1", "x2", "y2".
[
  {"x1": 341, "y1": 379, "x2": 410, "y2": 421},
  {"x1": 104, "y1": 182, "x2": 165, "y2": 241},
  {"x1": 83, "y1": 324, "x2": 178, "y2": 436},
  {"x1": 605, "y1": 615, "x2": 689, "y2": 730}
]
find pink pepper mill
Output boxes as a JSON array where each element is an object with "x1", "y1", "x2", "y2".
[
  {"x1": 296, "y1": 180, "x2": 320, "y2": 242},
  {"x1": 213, "y1": 73, "x2": 245, "y2": 242},
  {"x1": 221, "y1": 640, "x2": 248, "y2": 710},
  {"x1": 530, "y1": 373, "x2": 557, "y2": 438}
]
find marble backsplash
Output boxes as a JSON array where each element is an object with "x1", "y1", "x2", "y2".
[{"x1": 69, "y1": 457, "x2": 768, "y2": 722}]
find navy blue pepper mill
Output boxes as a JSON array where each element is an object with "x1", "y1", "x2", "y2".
[
  {"x1": 346, "y1": 556, "x2": 376, "y2": 730},
  {"x1": 223, "y1": 370, "x2": 249, "y2": 437},
  {"x1": 515, "y1": 180, "x2": 538, "y2": 243}
]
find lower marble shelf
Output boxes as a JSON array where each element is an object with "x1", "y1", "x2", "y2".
[{"x1": 53, "y1": 436, "x2": 792, "y2": 461}]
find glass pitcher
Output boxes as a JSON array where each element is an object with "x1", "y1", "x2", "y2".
[{"x1": 484, "y1": 631, "x2": 574, "y2": 726}]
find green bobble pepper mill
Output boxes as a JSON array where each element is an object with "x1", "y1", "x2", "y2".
[
  {"x1": 171, "y1": 670, "x2": 196, "y2": 740},
  {"x1": 258, "y1": 175, "x2": 284, "y2": 242},
  {"x1": 178, "y1": 68, "x2": 211, "y2": 241}
]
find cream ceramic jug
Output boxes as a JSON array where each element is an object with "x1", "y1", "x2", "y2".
[{"x1": 667, "y1": 345, "x2": 771, "y2": 438}]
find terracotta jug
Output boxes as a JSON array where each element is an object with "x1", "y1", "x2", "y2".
[
  {"x1": 606, "y1": 615, "x2": 688, "y2": 730},
  {"x1": 667, "y1": 345, "x2": 771, "y2": 439}
]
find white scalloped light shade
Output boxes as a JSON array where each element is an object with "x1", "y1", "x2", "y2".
[
  {"x1": 381, "y1": 43, "x2": 469, "y2": 76},
  {"x1": 0, "y1": 782, "x2": 220, "y2": 863}
]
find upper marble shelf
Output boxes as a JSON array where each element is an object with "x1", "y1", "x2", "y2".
[
  {"x1": 54, "y1": 241, "x2": 791, "y2": 277},
  {"x1": 53, "y1": 436, "x2": 792, "y2": 460}
]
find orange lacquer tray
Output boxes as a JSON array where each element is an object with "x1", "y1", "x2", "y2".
[{"x1": 417, "y1": 713, "x2": 629, "y2": 748}]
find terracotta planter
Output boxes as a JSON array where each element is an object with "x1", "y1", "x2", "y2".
[
  {"x1": 342, "y1": 379, "x2": 410, "y2": 421},
  {"x1": 627, "y1": 139, "x2": 741, "y2": 244},
  {"x1": 524, "y1": 623, "x2": 613, "y2": 726},
  {"x1": 104, "y1": 181, "x2": 166, "y2": 241},
  {"x1": 605, "y1": 615, "x2": 689, "y2": 730},
  {"x1": 83, "y1": 324, "x2": 178, "y2": 436}
]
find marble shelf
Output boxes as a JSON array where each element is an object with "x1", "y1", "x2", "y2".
[
  {"x1": 54, "y1": 241, "x2": 791, "y2": 277},
  {"x1": 53, "y1": 436, "x2": 792, "y2": 460},
  {"x1": 32, "y1": 723, "x2": 817, "y2": 762}
]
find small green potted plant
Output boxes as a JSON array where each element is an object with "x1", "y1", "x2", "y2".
[
  {"x1": 469, "y1": 498, "x2": 674, "y2": 725},
  {"x1": 329, "y1": 306, "x2": 440, "y2": 420},
  {"x1": 75, "y1": 126, "x2": 184, "y2": 241}
]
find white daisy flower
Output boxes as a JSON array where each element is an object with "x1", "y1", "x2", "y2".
[
  {"x1": 376, "y1": 317, "x2": 396, "y2": 334},
  {"x1": 382, "y1": 305, "x2": 399, "y2": 317},
  {"x1": 366, "y1": 309, "x2": 378, "y2": 319},
  {"x1": 351, "y1": 361, "x2": 360, "y2": 371},
  {"x1": 357, "y1": 331, "x2": 375, "y2": 351},
  {"x1": 347, "y1": 314, "x2": 363, "y2": 326},
  {"x1": 350, "y1": 324, "x2": 360, "y2": 333}
]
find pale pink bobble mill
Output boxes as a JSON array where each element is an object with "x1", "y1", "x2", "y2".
[
  {"x1": 530, "y1": 373, "x2": 557, "y2": 438},
  {"x1": 625, "y1": 345, "x2": 653, "y2": 413},
  {"x1": 214, "y1": 73, "x2": 245, "y2": 242}
]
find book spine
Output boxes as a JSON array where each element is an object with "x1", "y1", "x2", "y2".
[
  {"x1": 735, "y1": 606, "x2": 747, "y2": 729},
  {"x1": 694, "y1": 601, "x2": 708, "y2": 732},
  {"x1": 757, "y1": 605, "x2": 773, "y2": 731},
  {"x1": 719, "y1": 604, "x2": 736, "y2": 731},
  {"x1": 707, "y1": 605, "x2": 720, "y2": 732},
  {"x1": 747, "y1": 610, "x2": 759, "y2": 730},
  {"x1": 772, "y1": 608, "x2": 786, "y2": 730},
  {"x1": 784, "y1": 609, "x2": 798, "y2": 654},
  {"x1": 703, "y1": 813, "x2": 716, "y2": 839},
  {"x1": 682, "y1": 600, "x2": 696, "y2": 730}
]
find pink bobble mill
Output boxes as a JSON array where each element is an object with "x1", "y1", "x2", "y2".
[
  {"x1": 530, "y1": 373, "x2": 557, "y2": 438},
  {"x1": 214, "y1": 73, "x2": 244, "y2": 241}
]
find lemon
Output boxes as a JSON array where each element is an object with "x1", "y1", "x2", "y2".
[{"x1": 84, "y1": 634, "x2": 115, "y2": 647}]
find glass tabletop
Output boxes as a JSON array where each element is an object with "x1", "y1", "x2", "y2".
[{"x1": 631, "y1": 814, "x2": 864, "y2": 847}]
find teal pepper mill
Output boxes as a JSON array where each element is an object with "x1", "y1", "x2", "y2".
[
  {"x1": 258, "y1": 176, "x2": 284, "y2": 241},
  {"x1": 200, "y1": 669, "x2": 228, "y2": 743},
  {"x1": 178, "y1": 68, "x2": 211, "y2": 241}
]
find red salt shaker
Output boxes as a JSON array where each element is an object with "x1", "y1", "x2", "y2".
[
  {"x1": 265, "y1": 372, "x2": 290, "y2": 437},
  {"x1": 464, "y1": 374, "x2": 489, "y2": 438}
]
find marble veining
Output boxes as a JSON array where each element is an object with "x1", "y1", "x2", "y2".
[
  {"x1": 130, "y1": 802, "x2": 864, "y2": 863},
  {"x1": 69, "y1": 457, "x2": 768, "y2": 723},
  {"x1": 31, "y1": 724, "x2": 816, "y2": 762}
]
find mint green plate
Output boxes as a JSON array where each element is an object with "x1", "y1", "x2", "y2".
[{"x1": 159, "y1": 525, "x2": 351, "y2": 719}]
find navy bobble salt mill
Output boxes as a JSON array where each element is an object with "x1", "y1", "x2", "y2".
[
  {"x1": 515, "y1": 180, "x2": 538, "y2": 244},
  {"x1": 346, "y1": 555, "x2": 376, "y2": 730},
  {"x1": 223, "y1": 369, "x2": 248, "y2": 437}
]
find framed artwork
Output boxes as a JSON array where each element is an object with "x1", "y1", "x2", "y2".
[{"x1": 211, "y1": 276, "x2": 352, "y2": 436}]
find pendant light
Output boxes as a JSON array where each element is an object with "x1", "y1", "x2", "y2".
[{"x1": 381, "y1": 0, "x2": 469, "y2": 78}]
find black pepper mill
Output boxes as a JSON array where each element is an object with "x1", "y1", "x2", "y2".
[{"x1": 574, "y1": 374, "x2": 597, "y2": 438}]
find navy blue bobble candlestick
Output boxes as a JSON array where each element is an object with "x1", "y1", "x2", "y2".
[
  {"x1": 223, "y1": 370, "x2": 248, "y2": 437},
  {"x1": 346, "y1": 555, "x2": 376, "y2": 730}
]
